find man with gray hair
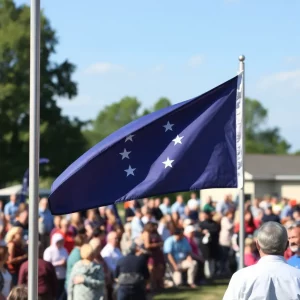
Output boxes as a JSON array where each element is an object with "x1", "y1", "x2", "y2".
[{"x1": 223, "y1": 221, "x2": 300, "y2": 299}]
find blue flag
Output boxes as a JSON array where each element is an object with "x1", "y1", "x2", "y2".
[
  {"x1": 49, "y1": 75, "x2": 243, "y2": 215},
  {"x1": 20, "y1": 158, "x2": 50, "y2": 202}
]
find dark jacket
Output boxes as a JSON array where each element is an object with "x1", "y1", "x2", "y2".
[
  {"x1": 18, "y1": 258, "x2": 57, "y2": 297},
  {"x1": 115, "y1": 253, "x2": 149, "y2": 288}
]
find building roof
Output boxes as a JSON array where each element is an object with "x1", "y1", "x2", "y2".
[{"x1": 245, "y1": 154, "x2": 300, "y2": 180}]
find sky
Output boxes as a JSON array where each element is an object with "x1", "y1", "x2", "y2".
[{"x1": 17, "y1": 0, "x2": 300, "y2": 151}]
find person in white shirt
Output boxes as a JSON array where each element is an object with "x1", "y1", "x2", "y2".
[
  {"x1": 101, "y1": 231, "x2": 123, "y2": 273},
  {"x1": 141, "y1": 208, "x2": 156, "y2": 225},
  {"x1": 43, "y1": 232, "x2": 68, "y2": 300},
  {"x1": 187, "y1": 192, "x2": 200, "y2": 211},
  {"x1": 223, "y1": 221, "x2": 300, "y2": 300}
]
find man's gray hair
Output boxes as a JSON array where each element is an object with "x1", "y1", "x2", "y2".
[{"x1": 257, "y1": 221, "x2": 288, "y2": 255}]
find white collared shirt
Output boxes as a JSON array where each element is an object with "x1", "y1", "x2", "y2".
[
  {"x1": 100, "y1": 243, "x2": 123, "y2": 272},
  {"x1": 223, "y1": 255, "x2": 300, "y2": 300}
]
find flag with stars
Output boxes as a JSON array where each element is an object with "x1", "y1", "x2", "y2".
[{"x1": 49, "y1": 75, "x2": 243, "y2": 215}]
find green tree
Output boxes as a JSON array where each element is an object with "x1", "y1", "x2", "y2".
[
  {"x1": 85, "y1": 97, "x2": 172, "y2": 147},
  {"x1": 153, "y1": 97, "x2": 172, "y2": 111},
  {"x1": 84, "y1": 96, "x2": 141, "y2": 146},
  {"x1": 245, "y1": 98, "x2": 290, "y2": 154},
  {"x1": 141, "y1": 97, "x2": 171, "y2": 116},
  {"x1": 0, "y1": 0, "x2": 87, "y2": 186}
]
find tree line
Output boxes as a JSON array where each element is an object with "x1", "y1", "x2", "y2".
[{"x1": 0, "y1": 0, "x2": 293, "y2": 187}]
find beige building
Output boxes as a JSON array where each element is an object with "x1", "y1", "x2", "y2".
[{"x1": 200, "y1": 154, "x2": 300, "y2": 202}]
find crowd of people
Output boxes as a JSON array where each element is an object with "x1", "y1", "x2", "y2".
[{"x1": 0, "y1": 191, "x2": 299, "y2": 299}]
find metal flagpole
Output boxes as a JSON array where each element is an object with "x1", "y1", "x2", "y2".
[
  {"x1": 238, "y1": 55, "x2": 245, "y2": 269},
  {"x1": 28, "y1": 0, "x2": 41, "y2": 299}
]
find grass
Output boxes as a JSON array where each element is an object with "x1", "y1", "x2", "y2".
[{"x1": 153, "y1": 280, "x2": 228, "y2": 300}]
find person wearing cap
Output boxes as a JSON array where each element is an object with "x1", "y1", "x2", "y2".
[
  {"x1": 43, "y1": 233, "x2": 68, "y2": 300},
  {"x1": 115, "y1": 240, "x2": 149, "y2": 300},
  {"x1": 184, "y1": 226, "x2": 202, "y2": 261},
  {"x1": 184, "y1": 225, "x2": 204, "y2": 283},
  {"x1": 223, "y1": 221, "x2": 300, "y2": 300},
  {"x1": 163, "y1": 228, "x2": 197, "y2": 288}
]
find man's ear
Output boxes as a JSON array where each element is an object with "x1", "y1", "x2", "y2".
[{"x1": 256, "y1": 240, "x2": 260, "y2": 251}]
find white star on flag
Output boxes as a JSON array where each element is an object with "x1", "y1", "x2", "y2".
[
  {"x1": 172, "y1": 135, "x2": 184, "y2": 145},
  {"x1": 125, "y1": 165, "x2": 136, "y2": 176},
  {"x1": 125, "y1": 134, "x2": 134, "y2": 142},
  {"x1": 162, "y1": 157, "x2": 174, "y2": 168},
  {"x1": 163, "y1": 121, "x2": 174, "y2": 132},
  {"x1": 119, "y1": 149, "x2": 131, "y2": 160}
]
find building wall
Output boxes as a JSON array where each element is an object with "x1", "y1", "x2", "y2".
[
  {"x1": 199, "y1": 181, "x2": 255, "y2": 202},
  {"x1": 200, "y1": 188, "x2": 238, "y2": 202},
  {"x1": 199, "y1": 180, "x2": 300, "y2": 202},
  {"x1": 253, "y1": 181, "x2": 276, "y2": 198},
  {"x1": 280, "y1": 181, "x2": 300, "y2": 200}
]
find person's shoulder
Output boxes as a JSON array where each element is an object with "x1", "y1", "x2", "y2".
[
  {"x1": 230, "y1": 264, "x2": 258, "y2": 281},
  {"x1": 287, "y1": 255, "x2": 296, "y2": 263},
  {"x1": 43, "y1": 245, "x2": 51, "y2": 254},
  {"x1": 72, "y1": 260, "x2": 83, "y2": 269},
  {"x1": 284, "y1": 260, "x2": 300, "y2": 274},
  {"x1": 19, "y1": 260, "x2": 28, "y2": 271},
  {"x1": 116, "y1": 254, "x2": 132, "y2": 265},
  {"x1": 41, "y1": 259, "x2": 54, "y2": 269},
  {"x1": 164, "y1": 236, "x2": 173, "y2": 244},
  {"x1": 91, "y1": 261, "x2": 103, "y2": 270},
  {"x1": 101, "y1": 243, "x2": 110, "y2": 254},
  {"x1": 137, "y1": 253, "x2": 149, "y2": 262}
]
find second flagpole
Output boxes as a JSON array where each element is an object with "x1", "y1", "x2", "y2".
[{"x1": 238, "y1": 55, "x2": 245, "y2": 269}]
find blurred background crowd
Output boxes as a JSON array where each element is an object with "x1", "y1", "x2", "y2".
[{"x1": 0, "y1": 192, "x2": 299, "y2": 299}]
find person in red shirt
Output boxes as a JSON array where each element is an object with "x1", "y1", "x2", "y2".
[
  {"x1": 50, "y1": 218, "x2": 75, "y2": 254},
  {"x1": 18, "y1": 242, "x2": 57, "y2": 300},
  {"x1": 244, "y1": 237, "x2": 259, "y2": 267},
  {"x1": 234, "y1": 210, "x2": 257, "y2": 237}
]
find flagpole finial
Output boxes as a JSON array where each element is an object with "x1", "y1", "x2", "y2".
[{"x1": 239, "y1": 55, "x2": 245, "y2": 62}]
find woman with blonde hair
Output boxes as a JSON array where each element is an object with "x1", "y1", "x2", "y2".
[
  {"x1": 7, "y1": 285, "x2": 28, "y2": 300},
  {"x1": 68, "y1": 244, "x2": 105, "y2": 300},
  {"x1": 5, "y1": 227, "x2": 27, "y2": 286}
]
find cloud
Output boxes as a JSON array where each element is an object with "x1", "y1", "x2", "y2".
[
  {"x1": 187, "y1": 54, "x2": 204, "y2": 68},
  {"x1": 84, "y1": 62, "x2": 125, "y2": 75},
  {"x1": 259, "y1": 69, "x2": 300, "y2": 90},
  {"x1": 152, "y1": 64, "x2": 165, "y2": 73},
  {"x1": 284, "y1": 56, "x2": 300, "y2": 64}
]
